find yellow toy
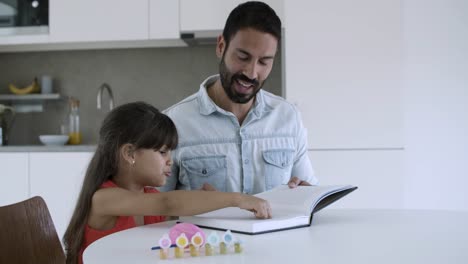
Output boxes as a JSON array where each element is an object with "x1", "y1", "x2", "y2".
[
  {"x1": 175, "y1": 233, "x2": 188, "y2": 258},
  {"x1": 190, "y1": 232, "x2": 204, "y2": 257}
]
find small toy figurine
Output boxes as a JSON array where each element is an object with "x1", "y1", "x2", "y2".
[
  {"x1": 169, "y1": 223, "x2": 205, "y2": 244},
  {"x1": 205, "y1": 243, "x2": 214, "y2": 256},
  {"x1": 154, "y1": 229, "x2": 244, "y2": 259},
  {"x1": 190, "y1": 232, "x2": 204, "y2": 257},
  {"x1": 223, "y1": 230, "x2": 234, "y2": 245},
  {"x1": 220, "y1": 230, "x2": 233, "y2": 254},
  {"x1": 205, "y1": 231, "x2": 219, "y2": 256},
  {"x1": 158, "y1": 234, "x2": 172, "y2": 259},
  {"x1": 175, "y1": 233, "x2": 189, "y2": 258},
  {"x1": 234, "y1": 238, "x2": 243, "y2": 254},
  {"x1": 219, "y1": 241, "x2": 227, "y2": 254}
]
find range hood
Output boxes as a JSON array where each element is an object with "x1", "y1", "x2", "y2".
[{"x1": 180, "y1": 30, "x2": 220, "y2": 46}]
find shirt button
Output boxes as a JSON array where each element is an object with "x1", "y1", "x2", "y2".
[
  {"x1": 244, "y1": 159, "x2": 249, "y2": 164},
  {"x1": 202, "y1": 169, "x2": 207, "y2": 174}
]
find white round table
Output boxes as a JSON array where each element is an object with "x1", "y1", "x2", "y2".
[{"x1": 83, "y1": 209, "x2": 468, "y2": 264}]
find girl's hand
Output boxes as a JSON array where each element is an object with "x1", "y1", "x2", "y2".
[{"x1": 238, "y1": 195, "x2": 272, "y2": 219}]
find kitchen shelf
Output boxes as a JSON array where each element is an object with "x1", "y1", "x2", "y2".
[
  {"x1": 0, "y1": 94, "x2": 65, "y2": 113},
  {"x1": 0, "y1": 94, "x2": 62, "y2": 101}
]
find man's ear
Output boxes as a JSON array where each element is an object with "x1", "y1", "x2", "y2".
[
  {"x1": 216, "y1": 35, "x2": 225, "y2": 59},
  {"x1": 120, "y1": 143, "x2": 136, "y2": 165}
]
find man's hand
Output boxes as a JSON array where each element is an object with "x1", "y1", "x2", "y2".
[
  {"x1": 200, "y1": 183, "x2": 217, "y2": 191},
  {"x1": 287, "y1": 176, "x2": 312, "y2": 188}
]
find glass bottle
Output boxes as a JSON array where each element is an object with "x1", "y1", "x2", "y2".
[{"x1": 68, "y1": 98, "x2": 81, "y2": 145}]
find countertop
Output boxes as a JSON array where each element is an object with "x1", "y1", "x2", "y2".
[{"x1": 0, "y1": 145, "x2": 96, "y2": 152}]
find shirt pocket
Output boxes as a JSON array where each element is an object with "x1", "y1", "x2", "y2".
[
  {"x1": 262, "y1": 149, "x2": 294, "y2": 190},
  {"x1": 181, "y1": 155, "x2": 227, "y2": 191}
]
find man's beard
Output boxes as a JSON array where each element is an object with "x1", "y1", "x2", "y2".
[{"x1": 219, "y1": 57, "x2": 264, "y2": 104}]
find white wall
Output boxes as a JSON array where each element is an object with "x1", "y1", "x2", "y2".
[
  {"x1": 285, "y1": 0, "x2": 404, "y2": 149},
  {"x1": 285, "y1": 0, "x2": 406, "y2": 210},
  {"x1": 403, "y1": 0, "x2": 468, "y2": 210},
  {"x1": 285, "y1": 0, "x2": 468, "y2": 210}
]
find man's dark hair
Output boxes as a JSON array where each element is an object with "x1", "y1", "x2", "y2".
[{"x1": 222, "y1": 1, "x2": 281, "y2": 47}]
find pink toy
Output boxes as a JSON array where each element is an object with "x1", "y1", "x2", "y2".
[{"x1": 169, "y1": 223, "x2": 205, "y2": 247}]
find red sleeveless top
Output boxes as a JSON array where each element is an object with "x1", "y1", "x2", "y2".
[{"x1": 79, "y1": 180, "x2": 165, "y2": 264}]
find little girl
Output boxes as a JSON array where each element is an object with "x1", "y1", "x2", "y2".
[{"x1": 63, "y1": 102, "x2": 271, "y2": 264}]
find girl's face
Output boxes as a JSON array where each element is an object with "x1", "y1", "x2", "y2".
[{"x1": 132, "y1": 146, "x2": 172, "y2": 187}]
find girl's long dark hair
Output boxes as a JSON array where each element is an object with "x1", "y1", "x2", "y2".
[{"x1": 63, "y1": 102, "x2": 178, "y2": 264}]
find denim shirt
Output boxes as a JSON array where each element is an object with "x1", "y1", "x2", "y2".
[{"x1": 161, "y1": 75, "x2": 318, "y2": 194}]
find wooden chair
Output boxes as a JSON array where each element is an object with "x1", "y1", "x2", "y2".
[{"x1": 0, "y1": 196, "x2": 66, "y2": 264}]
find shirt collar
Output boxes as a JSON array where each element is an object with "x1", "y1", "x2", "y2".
[
  {"x1": 197, "y1": 74, "x2": 273, "y2": 117},
  {"x1": 198, "y1": 74, "x2": 219, "y2": 115}
]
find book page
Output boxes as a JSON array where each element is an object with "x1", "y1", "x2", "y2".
[
  {"x1": 255, "y1": 185, "x2": 354, "y2": 214},
  {"x1": 194, "y1": 185, "x2": 354, "y2": 219},
  {"x1": 184, "y1": 184, "x2": 356, "y2": 234},
  {"x1": 195, "y1": 207, "x2": 253, "y2": 219},
  {"x1": 194, "y1": 206, "x2": 300, "y2": 220},
  {"x1": 182, "y1": 207, "x2": 310, "y2": 234}
]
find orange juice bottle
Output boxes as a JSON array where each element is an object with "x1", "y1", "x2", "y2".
[{"x1": 68, "y1": 98, "x2": 81, "y2": 145}]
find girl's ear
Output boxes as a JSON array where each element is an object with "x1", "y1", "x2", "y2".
[{"x1": 120, "y1": 143, "x2": 136, "y2": 165}]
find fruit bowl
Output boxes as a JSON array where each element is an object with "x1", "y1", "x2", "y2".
[{"x1": 39, "y1": 135, "x2": 69, "y2": 146}]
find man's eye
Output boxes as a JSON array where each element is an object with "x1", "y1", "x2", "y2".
[{"x1": 259, "y1": 58, "x2": 273, "y2": 66}]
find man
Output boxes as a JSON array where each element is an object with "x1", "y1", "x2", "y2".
[{"x1": 161, "y1": 1, "x2": 318, "y2": 194}]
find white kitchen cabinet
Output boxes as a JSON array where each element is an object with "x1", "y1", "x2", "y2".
[
  {"x1": 0, "y1": 153, "x2": 29, "y2": 206},
  {"x1": 309, "y1": 149, "x2": 405, "y2": 209},
  {"x1": 284, "y1": 0, "x2": 403, "y2": 149},
  {"x1": 0, "y1": 34, "x2": 49, "y2": 46},
  {"x1": 1, "y1": 1, "x2": 183, "y2": 51},
  {"x1": 179, "y1": 0, "x2": 284, "y2": 33},
  {"x1": 29, "y1": 152, "x2": 93, "y2": 241},
  {"x1": 49, "y1": 0, "x2": 149, "y2": 43},
  {"x1": 149, "y1": 0, "x2": 180, "y2": 39}
]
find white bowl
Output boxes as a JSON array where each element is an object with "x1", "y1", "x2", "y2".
[{"x1": 39, "y1": 135, "x2": 69, "y2": 146}]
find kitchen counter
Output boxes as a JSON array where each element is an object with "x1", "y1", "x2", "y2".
[{"x1": 0, "y1": 145, "x2": 96, "y2": 152}]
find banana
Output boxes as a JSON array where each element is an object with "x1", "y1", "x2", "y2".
[{"x1": 9, "y1": 78, "x2": 41, "y2": 95}]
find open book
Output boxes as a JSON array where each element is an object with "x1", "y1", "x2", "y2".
[{"x1": 180, "y1": 184, "x2": 357, "y2": 235}]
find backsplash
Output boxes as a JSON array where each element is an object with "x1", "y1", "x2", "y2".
[{"x1": 0, "y1": 46, "x2": 282, "y2": 145}]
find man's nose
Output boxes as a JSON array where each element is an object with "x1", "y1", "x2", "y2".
[{"x1": 243, "y1": 61, "x2": 259, "y2": 81}]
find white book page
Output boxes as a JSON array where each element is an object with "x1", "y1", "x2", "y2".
[
  {"x1": 194, "y1": 185, "x2": 353, "y2": 219},
  {"x1": 183, "y1": 208, "x2": 310, "y2": 233},
  {"x1": 195, "y1": 207, "x2": 254, "y2": 219},
  {"x1": 194, "y1": 206, "x2": 300, "y2": 220},
  {"x1": 255, "y1": 185, "x2": 313, "y2": 214},
  {"x1": 255, "y1": 185, "x2": 354, "y2": 214}
]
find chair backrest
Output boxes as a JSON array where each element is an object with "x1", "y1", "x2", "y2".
[{"x1": 0, "y1": 196, "x2": 66, "y2": 264}]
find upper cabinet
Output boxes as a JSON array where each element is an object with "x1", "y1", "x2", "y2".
[
  {"x1": 1, "y1": 1, "x2": 286, "y2": 50},
  {"x1": 179, "y1": 0, "x2": 284, "y2": 33},
  {"x1": 0, "y1": 0, "x2": 183, "y2": 51},
  {"x1": 49, "y1": 0, "x2": 149, "y2": 43},
  {"x1": 149, "y1": 0, "x2": 179, "y2": 39}
]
